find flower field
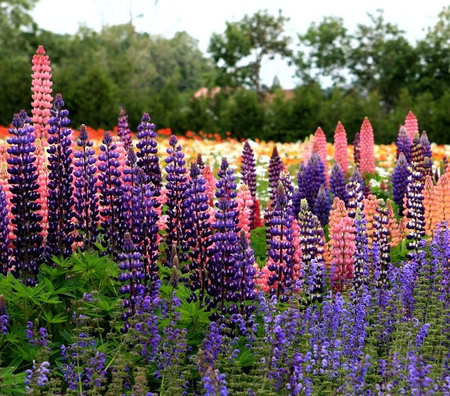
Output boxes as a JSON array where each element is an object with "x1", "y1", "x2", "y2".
[{"x1": 2, "y1": 46, "x2": 450, "y2": 395}]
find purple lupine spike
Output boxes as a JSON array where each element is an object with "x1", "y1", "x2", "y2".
[
  {"x1": 164, "y1": 135, "x2": 188, "y2": 267},
  {"x1": 346, "y1": 169, "x2": 365, "y2": 218},
  {"x1": 0, "y1": 295, "x2": 8, "y2": 335},
  {"x1": 117, "y1": 109, "x2": 133, "y2": 152},
  {"x1": 410, "y1": 132, "x2": 424, "y2": 176},
  {"x1": 303, "y1": 151, "x2": 326, "y2": 212},
  {"x1": 314, "y1": 184, "x2": 331, "y2": 227},
  {"x1": 136, "y1": 113, "x2": 162, "y2": 192},
  {"x1": 330, "y1": 162, "x2": 348, "y2": 207},
  {"x1": 267, "y1": 183, "x2": 295, "y2": 302},
  {"x1": 0, "y1": 186, "x2": 10, "y2": 275},
  {"x1": 235, "y1": 230, "x2": 256, "y2": 318},
  {"x1": 420, "y1": 131, "x2": 432, "y2": 160},
  {"x1": 120, "y1": 147, "x2": 139, "y2": 236},
  {"x1": 7, "y1": 110, "x2": 43, "y2": 285},
  {"x1": 353, "y1": 132, "x2": 360, "y2": 169},
  {"x1": 353, "y1": 209, "x2": 369, "y2": 293},
  {"x1": 46, "y1": 93, "x2": 76, "y2": 259},
  {"x1": 405, "y1": 168, "x2": 425, "y2": 259},
  {"x1": 392, "y1": 152, "x2": 411, "y2": 215},
  {"x1": 131, "y1": 168, "x2": 160, "y2": 291},
  {"x1": 206, "y1": 158, "x2": 240, "y2": 319},
  {"x1": 196, "y1": 153, "x2": 205, "y2": 170},
  {"x1": 372, "y1": 199, "x2": 390, "y2": 287},
  {"x1": 183, "y1": 162, "x2": 213, "y2": 306},
  {"x1": 268, "y1": 146, "x2": 283, "y2": 201},
  {"x1": 396, "y1": 125, "x2": 411, "y2": 163},
  {"x1": 73, "y1": 124, "x2": 99, "y2": 250},
  {"x1": 118, "y1": 232, "x2": 145, "y2": 327},
  {"x1": 241, "y1": 141, "x2": 257, "y2": 229},
  {"x1": 279, "y1": 170, "x2": 295, "y2": 203},
  {"x1": 98, "y1": 131, "x2": 123, "y2": 258}
]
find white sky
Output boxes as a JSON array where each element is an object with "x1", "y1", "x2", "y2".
[{"x1": 32, "y1": 0, "x2": 447, "y2": 88}]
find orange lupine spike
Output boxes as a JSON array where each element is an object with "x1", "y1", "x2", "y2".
[
  {"x1": 362, "y1": 194, "x2": 378, "y2": 248},
  {"x1": 386, "y1": 200, "x2": 402, "y2": 247},
  {"x1": 423, "y1": 175, "x2": 435, "y2": 237}
]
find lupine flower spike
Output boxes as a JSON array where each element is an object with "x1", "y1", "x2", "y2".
[
  {"x1": 405, "y1": 110, "x2": 419, "y2": 143},
  {"x1": 313, "y1": 127, "x2": 329, "y2": 185},
  {"x1": 359, "y1": 117, "x2": 375, "y2": 175},
  {"x1": 334, "y1": 121, "x2": 349, "y2": 174}
]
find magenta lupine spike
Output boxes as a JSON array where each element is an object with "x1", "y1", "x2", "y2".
[
  {"x1": 31, "y1": 45, "x2": 53, "y2": 142},
  {"x1": 359, "y1": 118, "x2": 375, "y2": 175},
  {"x1": 372, "y1": 199, "x2": 390, "y2": 286},
  {"x1": 313, "y1": 127, "x2": 329, "y2": 185},
  {"x1": 73, "y1": 124, "x2": 99, "y2": 250},
  {"x1": 241, "y1": 141, "x2": 257, "y2": 229},
  {"x1": 405, "y1": 111, "x2": 419, "y2": 143},
  {"x1": 183, "y1": 162, "x2": 213, "y2": 305},
  {"x1": 291, "y1": 218, "x2": 302, "y2": 281},
  {"x1": 236, "y1": 184, "x2": 253, "y2": 241},
  {"x1": 353, "y1": 132, "x2": 361, "y2": 169},
  {"x1": 117, "y1": 109, "x2": 132, "y2": 152},
  {"x1": 334, "y1": 121, "x2": 349, "y2": 174},
  {"x1": 396, "y1": 125, "x2": 411, "y2": 163},
  {"x1": 164, "y1": 135, "x2": 188, "y2": 267},
  {"x1": 330, "y1": 210, "x2": 355, "y2": 292},
  {"x1": 266, "y1": 184, "x2": 295, "y2": 302},
  {"x1": 46, "y1": 94, "x2": 76, "y2": 259},
  {"x1": 7, "y1": 111, "x2": 43, "y2": 285}
]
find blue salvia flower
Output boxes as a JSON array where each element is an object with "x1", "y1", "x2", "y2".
[
  {"x1": 330, "y1": 162, "x2": 348, "y2": 207},
  {"x1": 206, "y1": 158, "x2": 240, "y2": 318},
  {"x1": 24, "y1": 361, "x2": 51, "y2": 391},
  {"x1": 241, "y1": 141, "x2": 257, "y2": 228},
  {"x1": 7, "y1": 110, "x2": 43, "y2": 285},
  {"x1": 0, "y1": 186, "x2": 10, "y2": 275},
  {"x1": 313, "y1": 184, "x2": 330, "y2": 227},
  {"x1": 183, "y1": 162, "x2": 213, "y2": 305},
  {"x1": 46, "y1": 93, "x2": 75, "y2": 259},
  {"x1": 416, "y1": 323, "x2": 430, "y2": 348},
  {"x1": 73, "y1": 124, "x2": 99, "y2": 250},
  {"x1": 201, "y1": 369, "x2": 229, "y2": 396},
  {"x1": 136, "y1": 113, "x2": 162, "y2": 192},
  {"x1": 98, "y1": 131, "x2": 123, "y2": 258},
  {"x1": 131, "y1": 169, "x2": 160, "y2": 291},
  {"x1": 267, "y1": 184, "x2": 295, "y2": 302},
  {"x1": 408, "y1": 354, "x2": 434, "y2": 395},
  {"x1": 392, "y1": 152, "x2": 411, "y2": 215},
  {"x1": 396, "y1": 125, "x2": 411, "y2": 163},
  {"x1": 117, "y1": 109, "x2": 133, "y2": 152},
  {"x1": 0, "y1": 295, "x2": 8, "y2": 335},
  {"x1": 118, "y1": 233, "x2": 145, "y2": 327},
  {"x1": 164, "y1": 134, "x2": 188, "y2": 267}
]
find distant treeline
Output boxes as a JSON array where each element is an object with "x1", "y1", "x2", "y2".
[{"x1": 1, "y1": 1, "x2": 450, "y2": 143}]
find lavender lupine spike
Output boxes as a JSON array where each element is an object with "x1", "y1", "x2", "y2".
[
  {"x1": 0, "y1": 186, "x2": 10, "y2": 275},
  {"x1": 234, "y1": 230, "x2": 256, "y2": 318},
  {"x1": 117, "y1": 109, "x2": 133, "y2": 152},
  {"x1": 98, "y1": 131, "x2": 123, "y2": 258},
  {"x1": 346, "y1": 168, "x2": 365, "y2": 218},
  {"x1": 136, "y1": 113, "x2": 162, "y2": 192},
  {"x1": 396, "y1": 125, "x2": 411, "y2": 163},
  {"x1": 353, "y1": 209, "x2": 370, "y2": 293},
  {"x1": 267, "y1": 183, "x2": 295, "y2": 302},
  {"x1": 131, "y1": 169, "x2": 160, "y2": 291},
  {"x1": 183, "y1": 162, "x2": 213, "y2": 305},
  {"x1": 330, "y1": 162, "x2": 349, "y2": 207},
  {"x1": 314, "y1": 184, "x2": 331, "y2": 227},
  {"x1": 206, "y1": 158, "x2": 240, "y2": 319},
  {"x1": 392, "y1": 152, "x2": 411, "y2": 215},
  {"x1": 73, "y1": 124, "x2": 99, "y2": 250},
  {"x1": 7, "y1": 110, "x2": 43, "y2": 285},
  {"x1": 303, "y1": 151, "x2": 326, "y2": 212},
  {"x1": 118, "y1": 233, "x2": 145, "y2": 330},
  {"x1": 372, "y1": 199, "x2": 391, "y2": 287},
  {"x1": 46, "y1": 93, "x2": 76, "y2": 259},
  {"x1": 164, "y1": 134, "x2": 188, "y2": 267},
  {"x1": 268, "y1": 146, "x2": 283, "y2": 201},
  {"x1": 405, "y1": 168, "x2": 426, "y2": 258},
  {"x1": 241, "y1": 141, "x2": 257, "y2": 228}
]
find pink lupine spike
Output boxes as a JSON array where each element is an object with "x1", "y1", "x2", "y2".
[
  {"x1": 35, "y1": 139, "x2": 49, "y2": 241},
  {"x1": 334, "y1": 121, "x2": 349, "y2": 174},
  {"x1": 313, "y1": 127, "x2": 329, "y2": 184},
  {"x1": 236, "y1": 184, "x2": 253, "y2": 241},
  {"x1": 301, "y1": 136, "x2": 313, "y2": 164},
  {"x1": 31, "y1": 45, "x2": 53, "y2": 142},
  {"x1": 423, "y1": 175, "x2": 434, "y2": 237},
  {"x1": 291, "y1": 218, "x2": 302, "y2": 282},
  {"x1": 404, "y1": 111, "x2": 419, "y2": 144},
  {"x1": 359, "y1": 117, "x2": 375, "y2": 175},
  {"x1": 201, "y1": 165, "x2": 216, "y2": 207}
]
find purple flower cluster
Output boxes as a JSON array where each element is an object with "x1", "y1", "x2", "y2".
[
  {"x1": 330, "y1": 162, "x2": 348, "y2": 206},
  {"x1": 0, "y1": 186, "x2": 10, "y2": 275},
  {"x1": 0, "y1": 295, "x2": 8, "y2": 335},
  {"x1": 117, "y1": 109, "x2": 132, "y2": 152},
  {"x1": 241, "y1": 141, "x2": 257, "y2": 228}
]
